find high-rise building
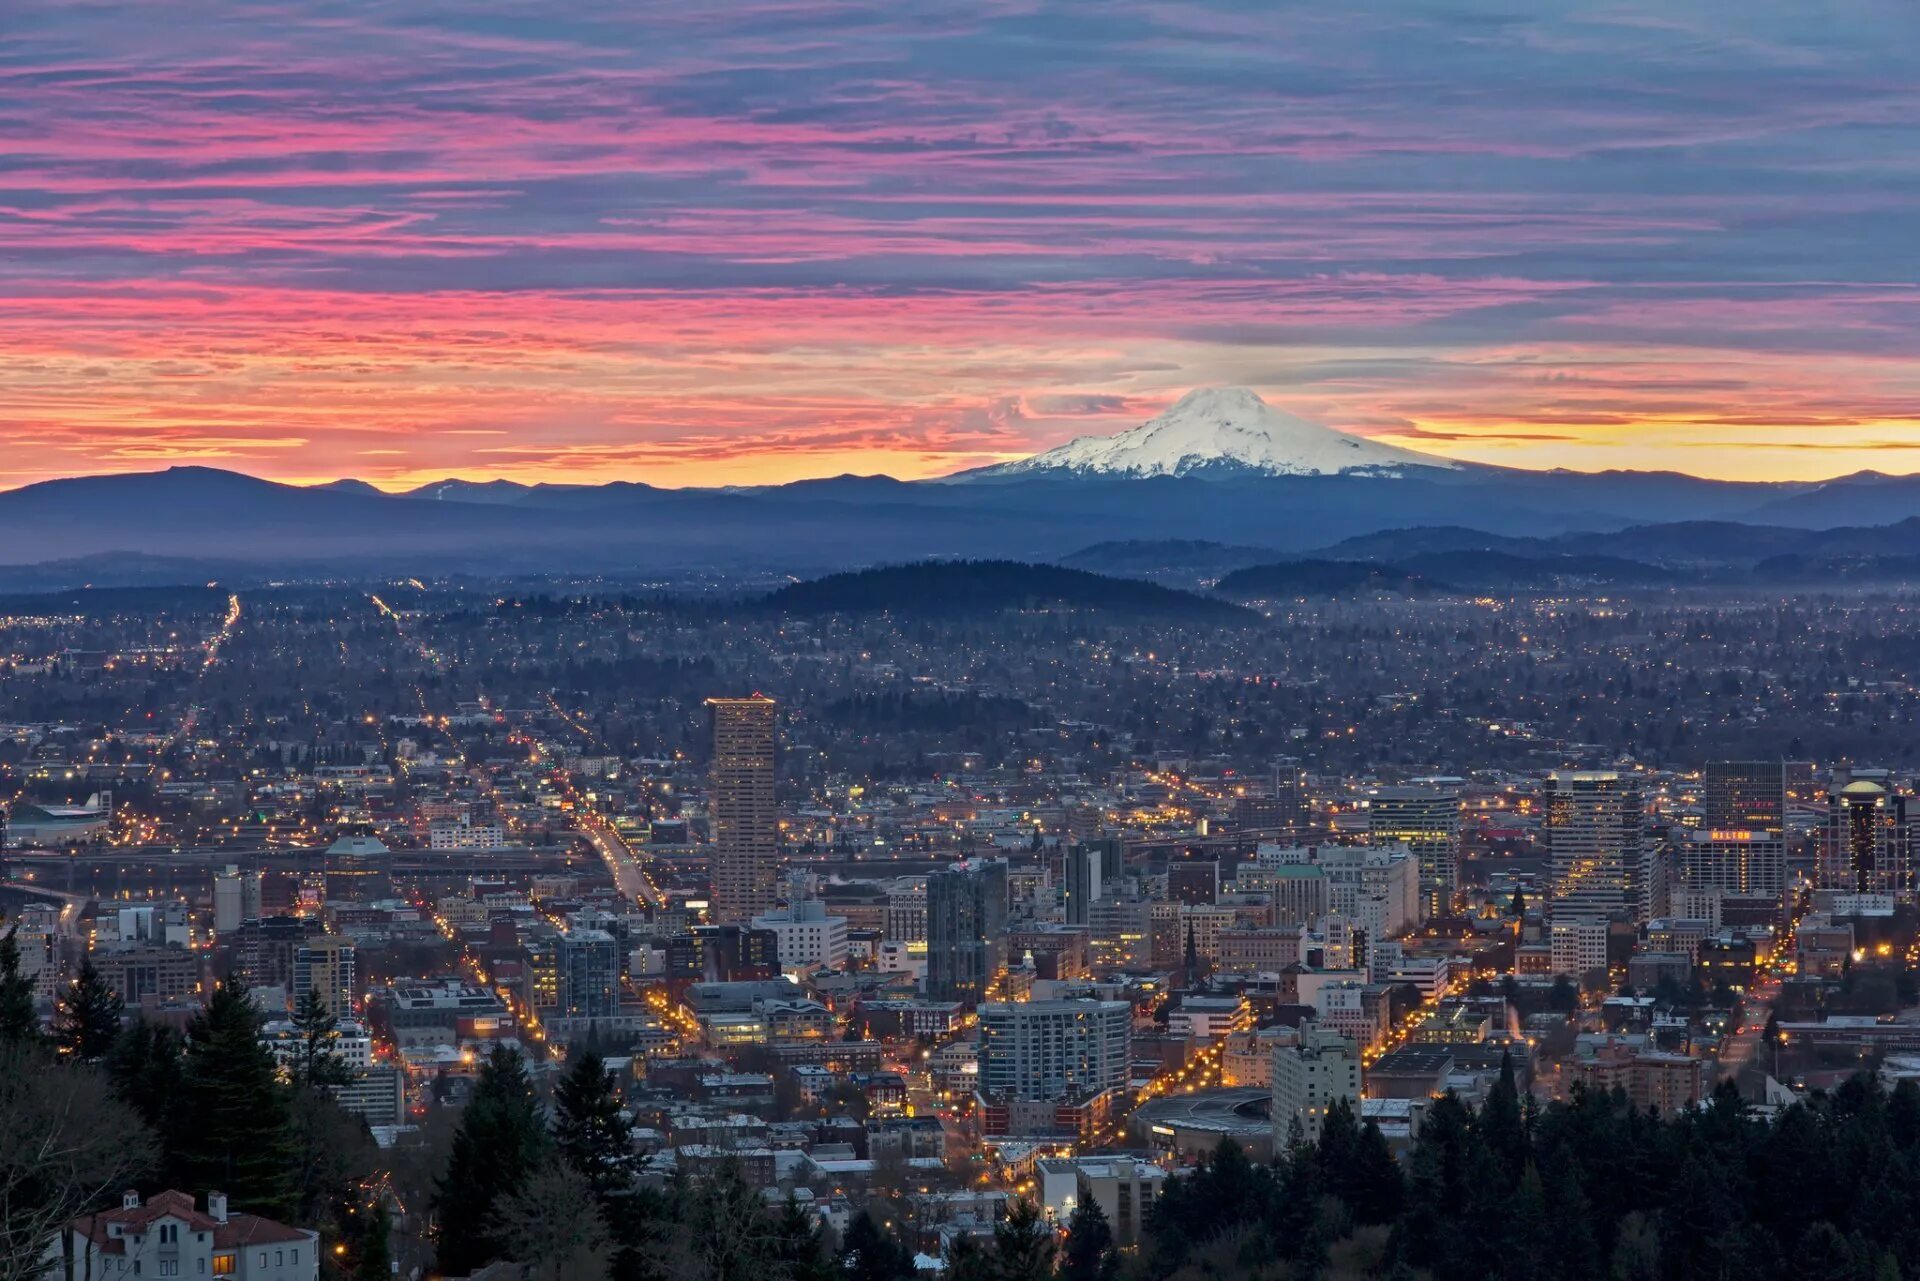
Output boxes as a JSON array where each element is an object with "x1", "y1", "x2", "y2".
[
  {"x1": 1367, "y1": 783, "x2": 1462, "y2": 917},
  {"x1": 1821, "y1": 771, "x2": 1911, "y2": 896},
  {"x1": 1703, "y1": 761, "x2": 1787, "y2": 833},
  {"x1": 293, "y1": 936, "x2": 357, "y2": 1016},
  {"x1": 978, "y1": 999, "x2": 1131, "y2": 1100},
  {"x1": 1271, "y1": 757, "x2": 1308, "y2": 840},
  {"x1": 1272, "y1": 1024, "x2": 1362, "y2": 1144},
  {"x1": 1063, "y1": 843, "x2": 1104, "y2": 926},
  {"x1": 1167, "y1": 855, "x2": 1219, "y2": 906},
  {"x1": 926, "y1": 858, "x2": 1007, "y2": 1005},
  {"x1": 556, "y1": 928, "x2": 621, "y2": 1019},
  {"x1": 707, "y1": 695, "x2": 778, "y2": 924},
  {"x1": 752, "y1": 898, "x2": 850, "y2": 972},
  {"x1": 1546, "y1": 771, "x2": 1650, "y2": 922},
  {"x1": 1680, "y1": 829, "x2": 1787, "y2": 898},
  {"x1": 212, "y1": 864, "x2": 263, "y2": 935}
]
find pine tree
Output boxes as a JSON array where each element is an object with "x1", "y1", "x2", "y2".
[
  {"x1": 771, "y1": 1196, "x2": 836, "y2": 1281},
  {"x1": 435, "y1": 1044, "x2": 550, "y2": 1275},
  {"x1": 53, "y1": 958, "x2": 124, "y2": 1061},
  {"x1": 107, "y1": 1019, "x2": 184, "y2": 1133},
  {"x1": 985, "y1": 1197, "x2": 1055, "y2": 1281},
  {"x1": 553, "y1": 1047, "x2": 634, "y2": 1197},
  {"x1": 1477, "y1": 1051, "x2": 1528, "y2": 1186},
  {"x1": 1059, "y1": 1187, "x2": 1117, "y2": 1281},
  {"x1": 353, "y1": 1200, "x2": 393, "y2": 1281},
  {"x1": 175, "y1": 977, "x2": 298, "y2": 1221},
  {"x1": 840, "y1": 1209, "x2": 917, "y2": 1281},
  {"x1": 290, "y1": 987, "x2": 351, "y2": 1087},
  {"x1": 0, "y1": 924, "x2": 41, "y2": 1043}
]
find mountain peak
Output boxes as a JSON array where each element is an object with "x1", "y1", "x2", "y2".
[{"x1": 954, "y1": 386, "x2": 1457, "y2": 481}]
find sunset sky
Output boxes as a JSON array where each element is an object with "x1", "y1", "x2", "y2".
[{"x1": 4, "y1": 1, "x2": 1919, "y2": 489}]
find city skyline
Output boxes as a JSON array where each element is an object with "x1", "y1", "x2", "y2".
[{"x1": 5, "y1": 2, "x2": 1919, "y2": 490}]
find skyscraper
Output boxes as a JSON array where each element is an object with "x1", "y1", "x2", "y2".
[
  {"x1": 978, "y1": 999, "x2": 1131, "y2": 1100},
  {"x1": 293, "y1": 935, "x2": 357, "y2": 1016},
  {"x1": 1546, "y1": 770, "x2": 1651, "y2": 922},
  {"x1": 556, "y1": 928, "x2": 621, "y2": 1019},
  {"x1": 1821, "y1": 771, "x2": 1911, "y2": 896},
  {"x1": 1703, "y1": 760, "x2": 1787, "y2": 832},
  {"x1": 926, "y1": 858, "x2": 1007, "y2": 1005},
  {"x1": 1367, "y1": 783, "x2": 1461, "y2": 918},
  {"x1": 707, "y1": 695, "x2": 778, "y2": 924}
]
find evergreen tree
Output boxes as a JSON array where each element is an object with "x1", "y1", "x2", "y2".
[
  {"x1": 53, "y1": 957, "x2": 124, "y2": 1061},
  {"x1": 107, "y1": 1019, "x2": 184, "y2": 1133},
  {"x1": 1058, "y1": 1186, "x2": 1117, "y2": 1281},
  {"x1": 435, "y1": 1044, "x2": 550, "y2": 1276},
  {"x1": 841, "y1": 1209, "x2": 917, "y2": 1281},
  {"x1": 175, "y1": 978, "x2": 298, "y2": 1221},
  {"x1": 0, "y1": 924, "x2": 41, "y2": 1043},
  {"x1": 290, "y1": 986, "x2": 351, "y2": 1087},
  {"x1": 353, "y1": 1200, "x2": 393, "y2": 1281},
  {"x1": 1477, "y1": 1051, "x2": 1528, "y2": 1186},
  {"x1": 1346, "y1": 1120, "x2": 1405, "y2": 1225},
  {"x1": 771, "y1": 1196, "x2": 836, "y2": 1281},
  {"x1": 985, "y1": 1197, "x2": 1055, "y2": 1281},
  {"x1": 553, "y1": 1046, "x2": 635, "y2": 1197}
]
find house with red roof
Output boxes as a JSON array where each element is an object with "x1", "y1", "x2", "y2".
[{"x1": 50, "y1": 1190, "x2": 317, "y2": 1281}]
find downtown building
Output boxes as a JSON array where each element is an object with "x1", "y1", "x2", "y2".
[
  {"x1": 925, "y1": 858, "x2": 1008, "y2": 1005},
  {"x1": 977, "y1": 998, "x2": 1131, "y2": 1139},
  {"x1": 706, "y1": 695, "x2": 779, "y2": 924},
  {"x1": 1820, "y1": 769, "x2": 1912, "y2": 898},
  {"x1": 1366, "y1": 782, "x2": 1463, "y2": 918},
  {"x1": 1546, "y1": 770, "x2": 1660, "y2": 926}
]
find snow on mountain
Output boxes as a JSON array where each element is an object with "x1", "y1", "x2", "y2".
[{"x1": 957, "y1": 387, "x2": 1457, "y2": 480}]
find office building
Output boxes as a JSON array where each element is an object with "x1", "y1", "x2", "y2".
[
  {"x1": 292, "y1": 936, "x2": 357, "y2": 1016},
  {"x1": 557, "y1": 927, "x2": 621, "y2": 1019},
  {"x1": 213, "y1": 865, "x2": 264, "y2": 935},
  {"x1": 1167, "y1": 855, "x2": 1219, "y2": 906},
  {"x1": 707, "y1": 695, "x2": 779, "y2": 924},
  {"x1": 1703, "y1": 761, "x2": 1787, "y2": 832},
  {"x1": 1063, "y1": 842, "x2": 1104, "y2": 926},
  {"x1": 1546, "y1": 771, "x2": 1650, "y2": 921},
  {"x1": 978, "y1": 999, "x2": 1131, "y2": 1100},
  {"x1": 752, "y1": 898, "x2": 850, "y2": 972},
  {"x1": 1273, "y1": 1024, "x2": 1362, "y2": 1144},
  {"x1": 926, "y1": 858, "x2": 1007, "y2": 1005},
  {"x1": 1821, "y1": 771, "x2": 1912, "y2": 896},
  {"x1": 1368, "y1": 784, "x2": 1462, "y2": 917}
]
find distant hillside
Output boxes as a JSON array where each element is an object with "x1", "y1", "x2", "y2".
[
  {"x1": 1059, "y1": 539, "x2": 1282, "y2": 578},
  {"x1": 1214, "y1": 559, "x2": 1441, "y2": 598},
  {"x1": 1396, "y1": 550, "x2": 1679, "y2": 590},
  {"x1": 759, "y1": 560, "x2": 1253, "y2": 619}
]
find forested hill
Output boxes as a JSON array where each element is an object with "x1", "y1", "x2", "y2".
[{"x1": 759, "y1": 560, "x2": 1253, "y2": 620}]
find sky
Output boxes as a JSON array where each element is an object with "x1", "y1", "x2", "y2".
[{"x1": 4, "y1": 1, "x2": 1919, "y2": 490}]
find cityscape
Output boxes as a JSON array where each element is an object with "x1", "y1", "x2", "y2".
[{"x1": 5, "y1": 2, "x2": 1920, "y2": 1281}]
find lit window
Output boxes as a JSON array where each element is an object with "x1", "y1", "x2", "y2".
[{"x1": 212, "y1": 1255, "x2": 236, "y2": 1276}]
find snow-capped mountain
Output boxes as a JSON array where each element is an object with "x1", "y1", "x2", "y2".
[{"x1": 955, "y1": 387, "x2": 1457, "y2": 480}]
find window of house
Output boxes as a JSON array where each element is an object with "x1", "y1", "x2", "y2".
[{"x1": 212, "y1": 1254, "x2": 235, "y2": 1276}]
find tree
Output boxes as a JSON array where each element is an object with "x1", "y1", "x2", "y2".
[
  {"x1": 106, "y1": 1019, "x2": 184, "y2": 1133},
  {"x1": 53, "y1": 958, "x2": 124, "y2": 1062},
  {"x1": 435, "y1": 1044, "x2": 550, "y2": 1275},
  {"x1": 0, "y1": 1041, "x2": 156, "y2": 1281},
  {"x1": 289, "y1": 986, "x2": 352, "y2": 1087},
  {"x1": 352, "y1": 1199, "x2": 394, "y2": 1281},
  {"x1": 840, "y1": 1208, "x2": 917, "y2": 1281},
  {"x1": 175, "y1": 977, "x2": 298, "y2": 1221},
  {"x1": 0, "y1": 924, "x2": 41, "y2": 1044},
  {"x1": 553, "y1": 1047, "x2": 635, "y2": 1197},
  {"x1": 1477, "y1": 1052, "x2": 1527, "y2": 1186},
  {"x1": 771, "y1": 1195, "x2": 836, "y2": 1281},
  {"x1": 1058, "y1": 1187, "x2": 1117, "y2": 1281},
  {"x1": 983, "y1": 1197, "x2": 1055, "y2": 1281},
  {"x1": 500, "y1": 1162, "x2": 614, "y2": 1281},
  {"x1": 673, "y1": 1159, "x2": 785, "y2": 1281}
]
